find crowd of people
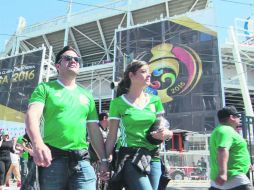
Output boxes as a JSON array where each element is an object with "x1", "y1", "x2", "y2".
[
  {"x1": 0, "y1": 131, "x2": 33, "y2": 190},
  {"x1": 0, "y1": 45, "x2": 253, "y2": 190}
]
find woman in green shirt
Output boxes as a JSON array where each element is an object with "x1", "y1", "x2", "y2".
[{"x1": 105, "y1": 60, "x2": 172, "y2": 190}]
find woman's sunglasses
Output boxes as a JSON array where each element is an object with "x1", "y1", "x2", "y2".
[{"x1": 60, "y1": 55, "x2": 81, "y2": 63}]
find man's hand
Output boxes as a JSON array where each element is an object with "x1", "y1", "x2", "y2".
[
  {"x1": 249, "y1": 164, "x2": 254, "y2": 171},
  {"x1": 98, "y1": 162, "x2": 110, "y2": 181},
  {"x1": 33, "y1": 142, "x2": 52, "y2": 167},
  {"x1": 215, "y1": 173, "x2": 227, "y2": 186}
]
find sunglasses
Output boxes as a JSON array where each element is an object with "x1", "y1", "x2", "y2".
[
  {"x1": 60, "y1": 55, "x2": 81, "y2": 63},
  {"x1": 232, "y1": 114, "x2": 240, "y2": 118}
]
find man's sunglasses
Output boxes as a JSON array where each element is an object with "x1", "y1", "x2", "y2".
[
  {"x1": 60, "y1": 55, "x2": 81, "y2": 63},
  {"x1": 232, "y1": 114, "x2": 241, "y2": 118}
]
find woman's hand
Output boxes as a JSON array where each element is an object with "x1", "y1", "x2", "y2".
[{"x1": 150, "y1": 128, "x2": 173, "y2": 141}]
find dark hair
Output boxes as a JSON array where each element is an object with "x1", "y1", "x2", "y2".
[
  {"x1": 218, "y1": 117, "x2": 228, "y2": 123},
  {"x1": 99, "y1": 112, "x2": 108, "y2": 121},
  {"x1": 217, "y1": 106, "x2": 239, "y2": 123},
  {"x1": 55, "y1": 46, "x2": 79, "y2": 64},
  {"x1": 116, "y1": 60, "x2": 148, "y2": 97}
]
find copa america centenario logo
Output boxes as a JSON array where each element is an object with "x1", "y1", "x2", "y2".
[{"x1": 144, "y1": 43, "x2": 202, "y2": 103}]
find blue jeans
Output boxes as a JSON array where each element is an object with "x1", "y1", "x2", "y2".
[
  {"x1": 20, "y1": 158, "x2": 28, "y2": 185},
  {"x1": 123, "y1": 160, "x2": 161, "y2": 190},
  {"x1": 39, "y1": 157, "x2": 96, "y2": 190}
]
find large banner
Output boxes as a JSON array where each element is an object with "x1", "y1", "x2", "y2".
[
  {"x1": 114, "y1": 18, "x2": 223, "y2": 132},
  {"x1": 0, "y1": 49, "x2": 44, "y2": 137}
]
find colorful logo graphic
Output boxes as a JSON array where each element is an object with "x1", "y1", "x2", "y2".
[
  {"x1": 244, "y1": 16, "x2": 254, "y2": 39},
  {"x1": 147, "y1": 43, "x2": 202, "y2": 103}
]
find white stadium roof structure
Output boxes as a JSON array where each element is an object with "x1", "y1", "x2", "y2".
[{"x1": 0, "y1": 0, "x2": 253, "y2": 113}]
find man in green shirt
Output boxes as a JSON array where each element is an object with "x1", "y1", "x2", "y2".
[
  {"x1": 25, "y1": 46, "x2": 108, "y2": 190},
  {"x1": 209, "y1": 106, "x2": 252, "y2": 190}
]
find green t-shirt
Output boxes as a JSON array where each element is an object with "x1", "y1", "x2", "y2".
[
  {"x1": 21, "y1": 151, "x2": 29, "y2": 160},
  {"x1": 29, "y1": 80, "x2": 98, "y2": 150},
  {"x1": 109, "y1": 94, "x2": 164, "y2": 151},
  {"x1": 17, "y1": 137, "x2": 29, "y2": 159},
  {"x1": 209, "y1": 124, "x2": 250, "y2": 180},
  {"x1": 17, "y1": 136, "x2": 23, "y2": 144}
]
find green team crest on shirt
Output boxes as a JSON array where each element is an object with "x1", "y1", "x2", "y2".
[
  {"x1": 124, "y1": 109, "x2": 131, "y2": 115},
  {"x1": 79, "y1": 94, "x2": 89, "y2": 105},
  {"x1": 150, "y1": 104, "x2": 156, "y2": 112},
  {"x1": 54, "y1": 92, "x2": 61, "y2": 97}
]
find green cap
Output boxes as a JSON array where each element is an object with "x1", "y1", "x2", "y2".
[
  {"x1": 1, "y1": 130, "x2": 9, "y2": 136},
  {"x1": 17, "y1": 136, "x2": 23, "y2": 144}
]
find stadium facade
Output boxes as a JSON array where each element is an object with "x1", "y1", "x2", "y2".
[{"x1": 0, "y1": 0, "x2": 253, "y2": 134}]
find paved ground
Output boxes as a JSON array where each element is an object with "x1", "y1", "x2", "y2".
[
  {"x1": 4, "y1": 179, "x2": 210, "y2": 190},
  {"x1": 5, "y1": 185, "x2": 209, "y2": 190},
  {"x1": 5, "y1": 187, "x2": 19, "y2": 190},
  {"x1": 4, "y1": 179, "x2": 20, "y2": 190},
  {"x1": 168, "y1": 188, "x2": 208, "y2": 190},
  {"x1": 4, "y1": 186, "x2": 209, "y2": 190},
  {"x1": 167, "y1": 180, "x2": 210, "y2": 190}
]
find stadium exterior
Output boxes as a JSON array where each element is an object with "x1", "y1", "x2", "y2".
[
  {"x1": 0, "y1": 0, "x2": 254, "y2": 186},
  {"x1": 1, "y1": 0, "x2": 253, "y2": 113}
]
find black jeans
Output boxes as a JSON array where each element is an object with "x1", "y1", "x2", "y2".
[
  {"x1": 0, "y1": 159, "x2": 11, "y2": 185},
  {"x1": 209, "y1": 183, "x2": 253, "y2": 190}
]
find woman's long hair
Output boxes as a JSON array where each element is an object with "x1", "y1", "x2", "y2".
[{"x1": 116, "y1": 60, "x2": 148, "y2": 97}]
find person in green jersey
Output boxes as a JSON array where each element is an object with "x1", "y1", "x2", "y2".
[
  {"x1": 16, "y1": 136, "x2": 29, "y2": 186},
  {"x1": 105, "y1": 60, "x2": 173, "y2": 190},
  {"x1": 25, "y1": 46, "x2": 109, "y2": 190},
  {"x1": 209, "y1": 106, "x2": 252, "y2": 190}
]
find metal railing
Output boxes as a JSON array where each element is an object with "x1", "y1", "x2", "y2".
[
  {"x1": 160, "y1": 151, "x2": 210, "y2": 186},
  {"x1": 82, "y1": 60, "x2": 112, "y2": 67},
  {"x1": 234, "y1": 17, "x2": 254, "y2": 45},
  {"x1": 241, "y1": 114, "x2": 254, "y2": 185},
  {"x1": 21, "y1": 0, "x2": 167, "y2": 36}
]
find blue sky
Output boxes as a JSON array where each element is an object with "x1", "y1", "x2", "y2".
[
  {"x1": 213, "y1": 0, "x2": 254, "y2": 43},
  {"x1": 0, "y1": 0, "x2": 253, "y2": 51}
]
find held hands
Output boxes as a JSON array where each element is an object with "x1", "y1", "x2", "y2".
[
  {"x1": 32, "y1": 142, "x2": 52, "y2": 167},
  {"x1": 98, "y1": 160, "x2": 110, "y2": 181},
  {"x1": 150, "y1": 128, "x2": 173, "y2": 141}
]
